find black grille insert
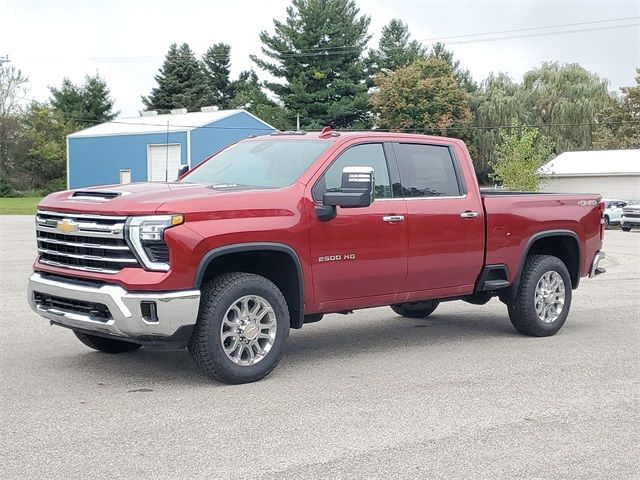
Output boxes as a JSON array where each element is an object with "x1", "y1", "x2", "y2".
[{"x1": 34, "y1": 292, "x2": 112, "y2": 321}]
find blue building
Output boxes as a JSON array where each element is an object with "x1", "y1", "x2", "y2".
[{"x1": 66, "y1": 108, "x2": 275, "y2": 189}]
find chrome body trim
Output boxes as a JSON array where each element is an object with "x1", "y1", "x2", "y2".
[
  {"x1": 37, "y1": 237, "x2": 130, "y2": 250},
  {"x1": 37, "y1": 248, "x2": 138, "y2": 263},
  {"x1": 37, "y1": 210, "x2": 127, "y2": 221},
  {"x1": 38, "y1": 259, "x2": 121, "y2": 274},
  {"x1": 28, "y1": 273, "x2": 200, "y2": 338}
]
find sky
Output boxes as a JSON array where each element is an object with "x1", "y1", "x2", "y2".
[{"x1": 2, "y1": 0, "x2": 639, "y2": 118}]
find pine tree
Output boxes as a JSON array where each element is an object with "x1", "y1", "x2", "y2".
[
  {"x1": 142, "y1": 43, "x2": 210, "y2": 112},
  {"x1": 50, "y1": 74, "x2": 117, "y2": 127},
  {"x1": 230, "y1": 70, "x2": 291, "y2": 130},
  {"x1": 369, "y1": 19, "x2": 425, "y2": 72},
  {"x1": 251, "y1": 0, "x2": 371, "y2": 129},
  {"x1": 429, "y1": 43, "x2": 476, "y2": 93},
  {"x1": 202, "y1": 43, "x2": 233, "y2": 109}
]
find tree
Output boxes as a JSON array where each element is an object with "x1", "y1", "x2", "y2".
[
  {"x1": 18, "y1": 102, "x2": 75, "y2": 189},
  {"x1": 142, "y1": 43, "x2": 210, "y2": 112},
  {"x1": 429, "y1": 43, "x2": 476, "y2": 93},
  {"x1": 0, "y1": 64, "x2": 29, "y2": 193},
  {"x1": 520, "y1": 62, "x2": 610, "y2": 153},
  {"x1": 470, "y1": 73, "x2": 525, "y2": 181},
  {"x1": 202, "y1": 43, "x2": 233, "y2": 109},
  {"x1": 0, "y1": 64, "x2": 28, "y2": 118},
  {"x1": 370, "y1": 57, "x2": 472, "y2": 135},
  {"x1": 230, "y1": 70, "x2": 291, "y2": 130},
  {"x1": 368, "y1": 19, "x2": 425, "y2": 72},
  {"x1": 50, "y1": 74, "x2": 117, "y2": 127},
  {"x1": 593, "y1": 69, "x2": 640, "y2": 149},
  {"x1": 490, "y1": 126, "x2": 553, "y2": 191},
  {"x1": 252, "y1": 0, "x2": 371, "y2": 129}
]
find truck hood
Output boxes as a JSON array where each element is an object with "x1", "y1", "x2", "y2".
[{"x1": 37, "y1": 182, "x2": 292, "y2": 216}]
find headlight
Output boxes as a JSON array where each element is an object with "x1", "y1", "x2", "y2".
[{"x1": 127, "y1": 215, "x2": 184, "y2": 271}]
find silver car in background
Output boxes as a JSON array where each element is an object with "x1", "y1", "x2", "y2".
[
  {"x1": 603, "y1": 199, "x2": 628, "y2": 229},
  {"x1": 621, "y1": 199, "x2": 640, "y2": 232}
]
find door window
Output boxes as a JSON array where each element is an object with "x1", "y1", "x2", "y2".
[
  {"x1": 396, "y1": 144, "x2": 462, "y2": 197},
  {"x1": 313, "y1": 143, "x2": 392, "y2": 201}
]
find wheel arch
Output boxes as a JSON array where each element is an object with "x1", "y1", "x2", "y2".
[
  {"x1": 502, "y1": 230, "x2": 581, "y2": 304},
  {"x1": 195, "y1": 243, "x2": 305, "y2": 329}
]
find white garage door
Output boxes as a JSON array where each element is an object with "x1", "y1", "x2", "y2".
[{"x1": 148, "y1": 144, "x2": 182, "y2": 182}]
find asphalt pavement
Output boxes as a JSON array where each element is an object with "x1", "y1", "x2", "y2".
[{"x1": 1, "y1": 215, "x2": 638, "y2": 479}]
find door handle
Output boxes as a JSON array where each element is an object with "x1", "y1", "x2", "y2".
[
  {"x1": 383, "y1": 215, "x2": 405, "y2": 223},
  {"x1": 460, "y1": 211, "x2": 480, "y2": 219}
]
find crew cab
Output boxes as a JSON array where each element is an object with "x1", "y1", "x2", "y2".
[{"x1": 28, "y1": 130, "x2": 606, "y2": 384}]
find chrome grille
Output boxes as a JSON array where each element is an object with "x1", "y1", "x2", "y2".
[{"x1": 36, "y1": 211, "x2": 140, "y2": 273}]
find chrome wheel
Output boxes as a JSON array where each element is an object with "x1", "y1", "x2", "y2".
[
  {"x1": 534, "y1": 271, "x2": 565, "y2": 323},
  {"x1": 220, "y1": 295, "x2": 277, "y2": 366}
]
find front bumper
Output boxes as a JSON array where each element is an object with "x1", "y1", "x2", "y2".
[
  {"x1": 28, "y1": 273, "x2": 200, "y2": 345},
  {"x1": 621, "y1": 217, "x2": 640, "y2": 228},
  {"x1": 589, "y1": 251, "x2": 606, "y2": 278}
]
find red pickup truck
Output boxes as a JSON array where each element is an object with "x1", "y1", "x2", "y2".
[{"x1": 28, "y1": 130, "x2": 606, "y2": 383}]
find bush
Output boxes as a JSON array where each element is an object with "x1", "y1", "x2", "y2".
[
  {"x1": 0, "y1": 169, "x2": 16, "y2": 197},
  {"x1": 41, "y1": 177, "x2": 67, "y2": 195}
]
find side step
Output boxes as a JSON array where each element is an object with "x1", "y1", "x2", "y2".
[{"x1": 482, "y1": 279, "x2": 510, "y2": 291}]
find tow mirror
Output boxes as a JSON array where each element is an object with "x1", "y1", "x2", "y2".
[
  {"x1": 178, "y1": 164, "x2": 189, "y2": 178},
  {"x1": 323, "y1": 166, "x2": 375, "y2": 208}
]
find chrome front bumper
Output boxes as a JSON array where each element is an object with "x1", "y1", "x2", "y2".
[
  {"x1": 589, "y1": 251, "x2": 606, "y2": 278},
  {"x1": 28, "y1": 273, "x2": 200, "y2": 341}
]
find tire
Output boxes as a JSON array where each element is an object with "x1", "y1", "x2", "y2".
[
  {"x1": 188, "y1": 272, "x2": 289, "y2": 384},
  {"x1": 604, "y1": 215, "x2": 610, "y2": 229},
  {"x1": 74, "y1": 331, "x2": 142, "y2": 353},
  {"x1": 621, "y1": 226, "x2": 631, "y2": 232},
  {"x1": 507, "y1": 255, "x2": 572, "y2": 337},
  {"x1": 391, "y1": 300, "x2": 440, "y2": 318}
]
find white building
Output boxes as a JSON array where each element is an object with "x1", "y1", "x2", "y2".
[{"x1": 538, "y1": 149, "x2": 640, "y2": 200}]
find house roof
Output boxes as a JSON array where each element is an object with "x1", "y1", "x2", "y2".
[
  {"x1": 68, "y1": 109, "x2": 274, "y2": 138},
  {"x1": 539, "y1": 149, "x2": 640, "y2": 177}
]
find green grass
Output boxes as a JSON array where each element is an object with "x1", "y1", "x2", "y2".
[{"x1": 0, "y1": 197, "x2": 42, "y2": 215}]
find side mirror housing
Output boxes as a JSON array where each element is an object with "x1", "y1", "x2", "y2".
[
  {"x1": 178, "y1": 164, "x2": 190, "y2": 178},
  {"x1": 322, "y1": 166, "x2": 374, "y2": 208}
]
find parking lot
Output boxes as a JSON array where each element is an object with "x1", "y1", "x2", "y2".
[{"x1": 1, "y1": 215, "x2": 638, "y2": 479}]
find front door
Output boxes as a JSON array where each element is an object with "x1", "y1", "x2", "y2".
[{"x1": 308, "y1": 143, "x2": 408, "y2": 303}]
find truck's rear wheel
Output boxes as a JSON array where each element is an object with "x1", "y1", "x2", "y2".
[
  {"x1": 188, "y1": 272, "x2": 289, "y2": 384},
  {"x1": 391, "y1": 300, "x2": 439, "y2": 318},
  {"x1": 74, "y1": 331, "x2": 142, "y2": 353},
  {"x1": 508, "y1": 255, "x2": 572, "y2": 337}
]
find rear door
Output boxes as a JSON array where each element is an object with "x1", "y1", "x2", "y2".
[
  {"x1": 308, "y1": 143, "x2": 408, "y2": 303},
  {"x1": 393, "y1": 142, "x2": 484, "y2": 292}
]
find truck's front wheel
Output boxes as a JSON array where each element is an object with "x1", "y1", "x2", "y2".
[
  {"x1": 188, "y1": 272, "x2": 289, "y2": 384},
  {"x1": 508, "y1": 255, "x2": 572, "y2": 337}
]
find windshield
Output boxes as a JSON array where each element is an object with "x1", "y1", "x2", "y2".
[{"x1": 182, "y1": 139, "x2": 330, "y2": 188}]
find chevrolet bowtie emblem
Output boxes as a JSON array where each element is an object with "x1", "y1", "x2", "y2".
[{"x1": 56, "y1": 218, "x2": 79, "y2": 234}]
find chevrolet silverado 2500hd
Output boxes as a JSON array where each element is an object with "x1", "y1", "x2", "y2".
[{"x1": 28, "y1": 130, "x2": 606, "y2": 384}]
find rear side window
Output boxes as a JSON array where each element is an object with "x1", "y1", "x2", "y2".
[
  {"x1": 313, "y1": 143, "x2": 392, "y2": 201},
  {"x1": 396, "y1": 144, "x2": 461, "y2": 197}
]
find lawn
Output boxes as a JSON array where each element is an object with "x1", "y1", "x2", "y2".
[{"x1": 0, "y1": 197, "x2": 41, "y2": 215}]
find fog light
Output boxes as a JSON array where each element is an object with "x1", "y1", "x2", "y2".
[{"x1": 141, "y1": 301, "x2": 158, "y2": 323}]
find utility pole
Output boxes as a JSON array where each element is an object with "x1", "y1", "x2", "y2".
[{"x1": 0, "y1": 55, "x2": 10, "y2": 65}]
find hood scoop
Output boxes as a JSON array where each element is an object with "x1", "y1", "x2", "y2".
[{"x1": 70, "y1": 190, "x2": 126, "y2": 202}]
